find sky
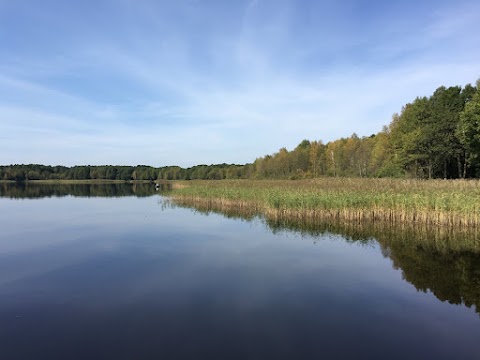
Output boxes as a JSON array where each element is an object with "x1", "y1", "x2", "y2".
[{"x1": 1, "y1": 0, "x2": 479, "y2": 167}]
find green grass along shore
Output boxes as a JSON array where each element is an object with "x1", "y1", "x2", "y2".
[{"x1": 169, "y1": 178, "x2": 480, "y2": 228}]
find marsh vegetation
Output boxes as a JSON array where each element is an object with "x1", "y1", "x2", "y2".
[{"x1": 170, "y1": 178, "x2": 480, "y2": 227}]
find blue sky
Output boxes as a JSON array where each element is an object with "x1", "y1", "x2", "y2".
[{"x1": 1, "y1": 0, "x2": 479, "y2": 167}]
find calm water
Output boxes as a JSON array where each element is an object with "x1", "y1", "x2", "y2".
[{"x1": 0, "y1": 184, "x2": 479, "y2": 359}]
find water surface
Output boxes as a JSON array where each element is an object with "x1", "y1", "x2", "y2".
[{"x1": 0, "y1": 183, "x2": 479, "y2": 359}]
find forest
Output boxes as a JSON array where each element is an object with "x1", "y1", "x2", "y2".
[{"x1": 2, "y1": 79, "x2": 479, "y2": 182}]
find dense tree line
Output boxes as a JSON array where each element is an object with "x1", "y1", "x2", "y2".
[
  {"x1": 252, "y1": 79, "x2": 480, "y2": 179},
  {"x1": 2, "y1": 79, "x2": 479, "y2": 181},
  {"x1": 0, "y1": 163, "x2": 252, "y2": 182}
]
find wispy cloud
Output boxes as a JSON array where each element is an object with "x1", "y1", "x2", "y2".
[{"x1": 1, "y1": 0, "x2": 479, "y2": 166}]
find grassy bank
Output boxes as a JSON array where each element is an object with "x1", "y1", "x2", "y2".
[{"x1": 169, "y1": 179, "x2": 480, "y2": 227}]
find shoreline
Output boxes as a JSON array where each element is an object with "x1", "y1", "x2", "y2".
[
  {"x1": 170, "y1": 196, "x2": 480, "y2": 252},
  {"x1": 171, "y1": 195, "x2": 480, "y2": 228},
  {"x1": 169, "y1": 179, "x2": 480, "y2": 229},
  {"x1": 0, "y1": 179, "x2": 167, "y2": 184}
]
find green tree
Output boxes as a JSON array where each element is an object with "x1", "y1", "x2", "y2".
[
  {"x1": 457, "y1": 81, "x2": 480, "y2": 177},
  {"x1": 389, "y1": 97, "x2": 433, "y2": 177},
  {"x1": 428, "y1": 86, "x2": 465, "y2": 178}
]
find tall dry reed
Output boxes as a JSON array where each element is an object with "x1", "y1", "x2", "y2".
[{"x1": 169, "y1": 179, "x2": 480, "y2": 228}]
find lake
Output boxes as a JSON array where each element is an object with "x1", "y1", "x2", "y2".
[{"x1": 0, "y1": 183, "x2": 479, "y2": 359}]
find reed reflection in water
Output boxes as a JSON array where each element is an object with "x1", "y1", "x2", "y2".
[{"x1": 171, "y1": 197, "x2": 480, "y2": 317}]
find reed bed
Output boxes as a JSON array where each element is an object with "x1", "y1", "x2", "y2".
[{"x1": 169, "y1": 178, "x2": 480, "y2": 228}]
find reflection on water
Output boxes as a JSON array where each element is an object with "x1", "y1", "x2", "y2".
[
  {"x1": 272, "y1": 217, "x2": 480, "y2": 316},
  {"x1": 0, "y1": 182, "x2": 169, "y2": 198},
  {"x1": 171, "y1": 198, "x2": 480, "y2": 317},
  {"x1": 0, "y1": 184, "x2": 479, "y2": 359}
]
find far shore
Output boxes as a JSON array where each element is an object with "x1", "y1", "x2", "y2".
[{"x1": 0, "y1": 179, "x2": 170, "y2": 184}]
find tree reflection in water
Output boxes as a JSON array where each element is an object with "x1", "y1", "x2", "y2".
[
  {"x1": 171, "y1": 198, "x2": 480, "y2": 317},
  {"x1": 0, "y1": 182, "x2": 168, "y2": 199}
]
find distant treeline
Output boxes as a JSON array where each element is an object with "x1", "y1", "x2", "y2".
[
  {"x1": 0, "y1": 164, "x2": 250, "y2": 182},
  {"x1": 2, "y1": 79, "x2": 480, "y2": 181}
]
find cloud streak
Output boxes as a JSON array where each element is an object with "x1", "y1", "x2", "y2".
[{"x1": 1, "y1": 0, "x2": 479, "y2": 166}]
